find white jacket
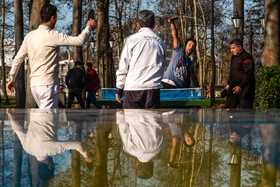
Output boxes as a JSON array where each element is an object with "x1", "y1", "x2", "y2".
[{"x1": 116, "y1": 27, "x2": 167, "y2": 90}]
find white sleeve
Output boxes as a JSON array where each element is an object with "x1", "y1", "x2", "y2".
[
  {"x1": 116, "y1": 38, "x2": 130, "y2": 89},
  {"x1": 8, "y1": 40, "x2": 28, "y2": 82},
  {"x1": 52, "y1": 26, "x2": 92, "y2": 46}
]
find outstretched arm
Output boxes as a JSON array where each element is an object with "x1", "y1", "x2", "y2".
[{"x1": 168, "y1": 17, "x2": 180, "y2": 49}]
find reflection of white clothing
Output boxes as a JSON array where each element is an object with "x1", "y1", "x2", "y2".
[
  {"x1": 162, "y1": 113, "x2": 182, "y2": 139},
  {"x1": 117, "y1": 109, "x2": 165, "y2": 162},
  {"x1": 10, "y1": 109, "x2": 89, "y2": 161}
]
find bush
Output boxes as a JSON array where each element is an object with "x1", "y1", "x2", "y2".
[{"x1": 254, "y1": 66, "x2": 280, "y2": 109}]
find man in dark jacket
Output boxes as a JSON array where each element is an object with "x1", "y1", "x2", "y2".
[
  {"x1": 65, "y1": 61, "x2": 86, "y2": 109},
  {"x1": 225, "y1": 38, "x2": 255, "y2": 109},
  {"x1": 85, "y1": 63, "x2": 101, "y2": 109}
]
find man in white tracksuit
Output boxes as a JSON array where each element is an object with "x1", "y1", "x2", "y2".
[{"x1": 115, "y1": 10, "x2": 167, "y2": 109}]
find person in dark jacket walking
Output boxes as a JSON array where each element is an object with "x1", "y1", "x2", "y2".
[
  {"x1": 65, "y1": 61, "x2": 86, "y2": 109},
  {"x1": 85, "y1": 63, "x2": 101, "y2": 109},
  {"x1": 225, "y1": 38, "x2": 255, "y2": 109}
]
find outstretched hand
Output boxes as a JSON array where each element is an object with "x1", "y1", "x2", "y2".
[
  {"x1": 168, "y1": 16, "x2": 179, "y2": 23},
  {"x1": 87, "y1": 19, "x2": 97, "y2": 30}
]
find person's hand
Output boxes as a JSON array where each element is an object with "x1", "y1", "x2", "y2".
[
  {"x1": 225, "y1": 84, "x2": 230, "y2": 91},
  {"x1": 7, "y1": 81, "x2": 16, "y2": 94},
  {"x1": 233, "y1": 86, "x2": 242, "y2": 94},
  {"x1": 116, "y1": 88, "x2": 123, "y2": 104},
  {"x1": 87, "y1": 19, "x2": 97, "y2": 30},
  {"x1": 168, "y1": 16, "x2": 179, "y2": 24},
  {"x1": 85, "y1": 154, "x2": 94, "y2": 163},
  {"x1": 6, "y1": 108, "x2": 15, "y2": 119}
]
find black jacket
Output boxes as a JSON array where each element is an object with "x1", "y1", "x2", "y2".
[
  {"x1": 228, "y1": 50, "x2": 255, "y2": 88},
  {"x1": 65, "y1": 67, "x2": 85, "y2": 91},
  {"x1": 227, "y1": 49, "x2": 255, "y2": 99}
]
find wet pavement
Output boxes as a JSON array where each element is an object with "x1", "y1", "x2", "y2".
[{"x1": 0, "y1": 108, "x2": 280, "y2": 186}]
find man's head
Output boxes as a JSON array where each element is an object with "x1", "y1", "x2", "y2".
[
  {"x1": 74, "y1": 61, "x2": 83, "y2": 68},
  {"x1": 86, "y1": 62, "x2": 92, "y2": 71},
  {"x1": 38, "y1": 157, "x2": 54, "y2": 181},
  {"x1": 135, "y1": 160, "x2": 154, "y2": 179},
  {"x1": 40, "y1": 4, "x2": 57, "y2": 29},
  {"x1": 185, "y1": 38, "x2": 196, "y2": 56},
  {"x1": 230, "y1": 38, "x2": 243, "y2": 56},
  {"x1": 137, "y1": 10, "x2": 155, "y2": 29}
]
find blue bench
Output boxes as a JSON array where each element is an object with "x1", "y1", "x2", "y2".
[{"x1": 98, "y1": 88, "x2": 210, "y2": 107}]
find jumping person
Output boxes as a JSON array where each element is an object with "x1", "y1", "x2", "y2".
[
  {"x1": 7, "y1": 4, "x2": 97, "y2": 109},
  {"x1": 161, "y1": 16, "x2": 199, "y2": 89}
]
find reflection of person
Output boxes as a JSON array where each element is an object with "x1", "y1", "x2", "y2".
[
  {"x1": 7, "y1": 109, "x2": 93, "y2": 183},
  {"x1": 161, "y1": 17, "x2": 199, "y2": 89},
  {"x1": 116, "y1": 109, "x2": 165, "y2": 179},
  {"x1": 162, "y1": 112, "x2": 195, "y2": 168},
  {"x1": 7, "y1": 4, "x2": 97, "y2": 109},
  {"x1": 85, "y1": 62, "x2": 101, "y2": 109},
  {"x1": 225, "y1": 38, "x2": 255, "y2": 109},
  {"x1": 65, "y1": 61, "x2": 86, "y2": 109},
  {"x1": 115, "y1": 10, "x2": 167, "y2": 108}
]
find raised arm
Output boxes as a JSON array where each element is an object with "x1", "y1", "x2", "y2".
[{"x1": 168, "y1": 17, "x2": 180, "y2": 49}]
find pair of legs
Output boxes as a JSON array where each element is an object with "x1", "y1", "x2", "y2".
[
  {"x1": 67, "y1": 89, "x2": 85, "y2": 109},
  {"x1": 31, "y1": 84, "x2": 59, "y2": 109},
  {"x1": 123, "y1": 89, "x2": 160, "y2": 109},
  {"x1": 86, "y1": 90, "x2": 101, "y2": 109}
]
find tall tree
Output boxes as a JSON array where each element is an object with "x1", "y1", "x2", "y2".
[
  {"x1": 26, "y1": 0, "x2": 50, "y2": 108},
  {"x1": 72, "y1": 0, "x2": 83, "y2": 63},
  {"x1": 1, "y1": 0, "x2": 9, "y2": 104},
  {"x1": 261, "y1": 0, "x2": 280, "y2": 66},
  {"x1": 14, "y1": 0, "x2": 26, "y2": 108},
  {"x1": 97, "y1": 0, "x2": 113, "y2": 88}
]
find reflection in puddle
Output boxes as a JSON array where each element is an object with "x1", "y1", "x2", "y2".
[{"x1": 1, "y1": 109, "x2": 280, "y2": 186}]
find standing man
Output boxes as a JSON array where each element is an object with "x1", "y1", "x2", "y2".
[
  {"x1": 115, "y1": 10, "x2": 167, "y2": 109},
  {"x1": 85, "y1": 62, "x2": 101, "y2": 109},
  {"x1": 161, "y1": 17, "x2": 199, "y2": 89},
  {"x1": 65, "y1": 61, "x2": 86, "y2": 109},
  {"x1": 225, "y1": 38, "x2": 255, "y2": 109},
  {"x1": 7, "y1": 4, "x2": 97, "y2": 109}
]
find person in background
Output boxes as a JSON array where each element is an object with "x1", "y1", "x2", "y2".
[
  {"x1": 65, "y1": 61, "x2": 86, "y2": 109},
  {"x1": 115, "y1": 10, "x2": 167, "y2": 108},
  {"x1": 7, "y1": 4, "x2": 96, "y2": 109},
  {"x1": 85, "y1": 62, "x2": 101, "y2": 109},
  {"x1": 225, "y1": 38, "x2": 255, "y2": 109},
  {"x1": 161, "y1": 16, "x2": 199, "y2": 89}
]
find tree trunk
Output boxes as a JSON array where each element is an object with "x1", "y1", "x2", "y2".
[
  {"x1": 97, "y1": 0, "x2": 113, "y2": 88},
  {"x1": 71, "y1": 122, "x2": 81, "y2": 187},
  {"x1": 73, "y1": 0, "x2": 83, "y2": 63},
  {"x1": 14, "y1": 0, "x2": 26, "y2": 108},
  {"x1": 1, "y1": 0, "x2": 9, "y2": 104},
  {"x1": 193, "y1": 0, "x2": 203, "y2": 88},
  {"x1": 233, "y1": 0, "x2": 244, "y2": 40},
  {"x1": 26, "y1": 0, "x2": 50, "y2": 108},
  {"x1": 261, "y1": 0, "x2": 280, "y2": 67}
]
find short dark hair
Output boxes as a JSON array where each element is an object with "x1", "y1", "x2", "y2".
[
  {"x1": 230, "y1": 38, "x2": 243, "y2": 48},
  {"x1": 136, "y1": 161, "x2": 154, "y2": 179},
  {"x1": 75, "y1": 61, "x2": 82, "y2": 66},
  {"x1": 40, "y1": 4, "x2": 57, "y2": 23},
  {"x1": 86, "y1": 62, "x2": 92, "y2": 69},
  {"x1": 138, "y1": 10, "x2": 155, "y2": 28},
  {"x1": 185, "y1": 38, "x2": 197, "y2": 46},
  {"x1": 38, "y1": 163, "x2": 54, "y2": 181}
]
